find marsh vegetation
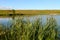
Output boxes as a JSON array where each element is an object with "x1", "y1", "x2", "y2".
[{"x1": 0, "y1": 15, "x2": 60, "y2": 40}]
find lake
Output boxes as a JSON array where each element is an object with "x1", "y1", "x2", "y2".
[{"x1": 0, "y1": 15, "x2": 60, "y2": 30}]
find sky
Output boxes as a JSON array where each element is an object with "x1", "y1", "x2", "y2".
[{"x1": 0, "y1": 0, "x2": 60, "y2": 10}]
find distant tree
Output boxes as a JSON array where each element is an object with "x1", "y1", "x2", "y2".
[{"x1": 12, "y1": 9, "x2": 15, "y2": 19}]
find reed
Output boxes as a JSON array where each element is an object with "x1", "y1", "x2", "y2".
[{"x1": 0, "y1": 16, "x2": 59, "y2": 40}]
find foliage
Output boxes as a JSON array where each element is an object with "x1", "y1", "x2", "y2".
[{"x1": 0, "y1": 16, "x2": 59, "y2": 40}]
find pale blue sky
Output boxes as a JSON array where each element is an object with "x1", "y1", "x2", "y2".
[{"x1": 0, "y1": 0, "x2": 60, "y2": 10}]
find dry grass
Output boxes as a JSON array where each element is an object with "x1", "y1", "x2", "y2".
[{"x1": 0, "y1": 10, "x2": 60, "y2": 15}]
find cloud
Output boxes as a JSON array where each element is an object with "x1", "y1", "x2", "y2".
[{"x1": 0, "y1": 6, "x2": 12, "y2": 10}]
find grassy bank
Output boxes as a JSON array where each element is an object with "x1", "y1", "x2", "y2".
[
  {"x1": 0, "y1": 16, "x2": 59, "y2": 40},
  {"x1": 0, "y1": 10, "x2": 60, "y2": 15}
]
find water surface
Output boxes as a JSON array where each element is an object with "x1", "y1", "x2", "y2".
[{"x1": 0, "y1": 15, "x2": 60, "y2": 29}]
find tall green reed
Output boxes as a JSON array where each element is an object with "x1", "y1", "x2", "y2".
[{"x1": 0, "y1": 16, "x2": 58, "y2": 40}]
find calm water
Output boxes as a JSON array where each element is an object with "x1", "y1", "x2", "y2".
[
  {"x1": 0, "y1": 15, "x2": 60, "y2": 28},
  {"x1": 23, "y1": 15, "x2": 60, "y2": 25},
  {"x1": 0, "y1": 18, "x2": 12, "y2": 27}
]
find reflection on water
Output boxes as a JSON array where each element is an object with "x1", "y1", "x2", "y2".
[
  {"x1": 0, "y1": 18, "x2": 12, "y2": 27},
  {"x1": 22, "y1": 15, "x2": 60, "y2": 25},
  {"x1": 0, "y1": 15, "x2": 60, "y2": 27}
]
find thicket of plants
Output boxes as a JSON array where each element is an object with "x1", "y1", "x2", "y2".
[{"x1": 0, "y1": 16, "x2": 59, "y2": 40}]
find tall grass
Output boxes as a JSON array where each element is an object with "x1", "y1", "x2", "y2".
[{"x1": 0, "y1": 16, "x2": 59, "y2": 40}]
